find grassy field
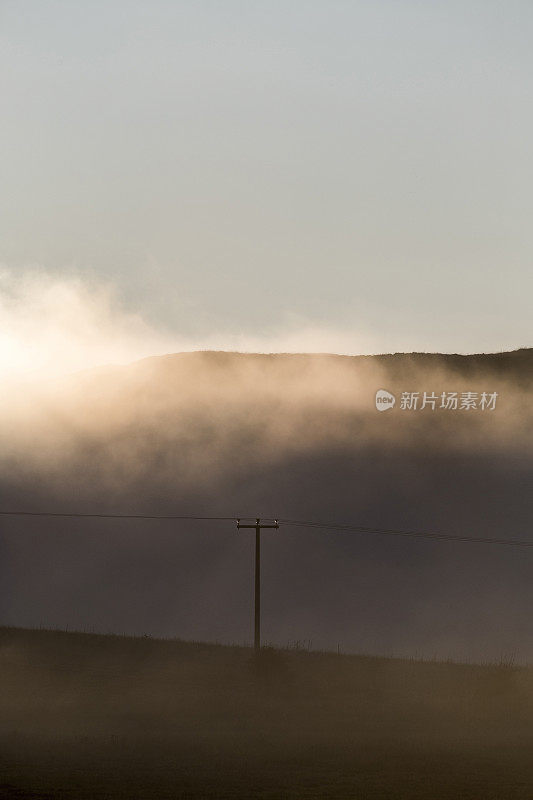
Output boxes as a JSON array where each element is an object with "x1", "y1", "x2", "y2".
[{"x1": 1, "y1": 627, "x2": 533, "y2": 799}]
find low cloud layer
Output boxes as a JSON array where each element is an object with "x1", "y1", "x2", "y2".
[
  {"x1": 0, "y1": 267, "x2": 176, "y2": 381},
  {"x1": 0, "y1": 268, "x2": 531, "y2": 662},
  {"x1": 0, "y1": 266, "x2": 446, "y2": 384}
]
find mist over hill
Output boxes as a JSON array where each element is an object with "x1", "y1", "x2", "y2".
[{"x1": 0, "y1": 349, "x2": 532, "y2": 662}]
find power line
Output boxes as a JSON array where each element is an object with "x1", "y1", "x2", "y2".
[
  {"x1": 0, "y1": 509, "x2": 531, "y2": 547},
  {"x1": 0, "y1": 511, "x2": 238, "y2": 521},
  {"x1": 279, "y1": 519, "x2": 533, "y2": 547},
  {"x1": 1, "y1": 508, "x2": 531, "y2": 653}
]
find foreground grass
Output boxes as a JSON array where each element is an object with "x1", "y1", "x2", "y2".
[{"x1": 1, "y1": 627, "x2": 533, "y2": 798}]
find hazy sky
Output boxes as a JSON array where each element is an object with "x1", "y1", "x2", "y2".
[{"x1": 1, "y1": 0, "x2": 532, "y2": 359}]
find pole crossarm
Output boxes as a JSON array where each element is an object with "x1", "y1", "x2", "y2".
[{"x1": 236, "y1": 519, "x2": 279, "y2": 529}]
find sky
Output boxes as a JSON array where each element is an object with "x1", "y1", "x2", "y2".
[
  {"x1": 0, "y1": 2, "x2": 532, "y2": 658},
  {"x1": 1, "y1": 0, "x2": 532, "y2": 370}
]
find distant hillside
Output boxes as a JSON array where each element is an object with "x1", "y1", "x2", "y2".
[
  {"x1": 1, "y1": 625, "x2": 533, "y2": 798},
  {"x1": 0, "y1": 348, "x2": 532, "y2": 662},
  {"x1": 130, "y1": 346, "x2": 533, "y2": 381},
  {"x1": 9, "y1": 347, "x2": 532, "y2": 469}
]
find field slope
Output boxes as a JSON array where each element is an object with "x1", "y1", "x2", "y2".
[{"x1": 1, "y1": 626, "x2": 533, "y2": 798}]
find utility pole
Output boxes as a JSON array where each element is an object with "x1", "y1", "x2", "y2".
[{"x1": 236, "y1": 518, "x2": 279, "y2": 651}]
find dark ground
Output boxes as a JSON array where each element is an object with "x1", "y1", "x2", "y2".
[{"x1": 1, "y1": 627, "x2": 533, "y2": 799}]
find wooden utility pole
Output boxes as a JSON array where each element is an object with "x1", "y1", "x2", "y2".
[{"x1": 236, "y1": 518, "x2": 279, "y2": 651}]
